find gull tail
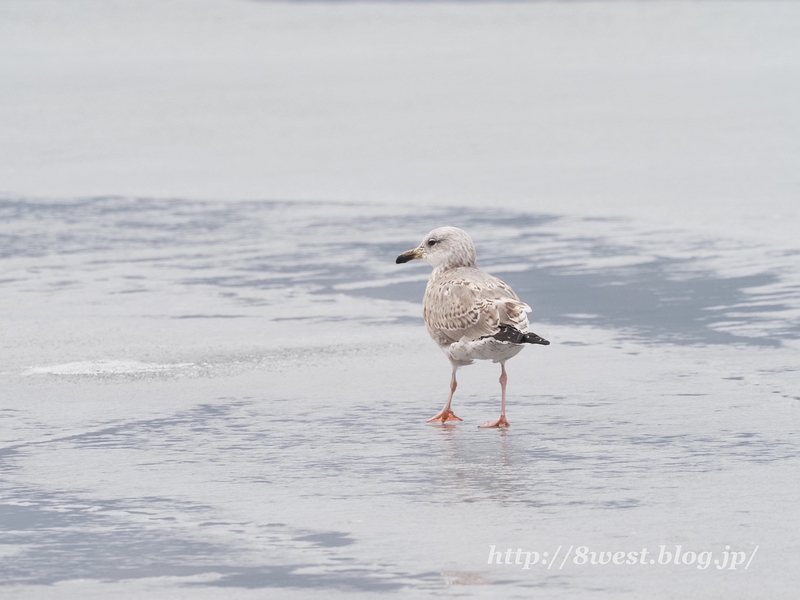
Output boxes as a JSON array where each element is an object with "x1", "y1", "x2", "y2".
[{"x1": 488, "y1": 324, "x2": 550, "y2": 345}]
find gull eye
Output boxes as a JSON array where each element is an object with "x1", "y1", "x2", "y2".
[{"x1": 427, "y1": 239, "x2": 437, "y2": 247}]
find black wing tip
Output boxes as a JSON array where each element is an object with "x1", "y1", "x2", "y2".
[
  {"x1": 526, "y1": 334, "x2": 550, "y2": 346},
  {"x1": 488, "y1": 325, "x2": 550, "y2": 345}
]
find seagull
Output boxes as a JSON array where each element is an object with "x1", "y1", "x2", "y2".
[{"x1": 396, "y1": 226, "x2": 549, "y2": 428}]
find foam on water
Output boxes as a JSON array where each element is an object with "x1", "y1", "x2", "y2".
[{"x1": 26, "y1": 361, "x2": 194, "y2": 376}]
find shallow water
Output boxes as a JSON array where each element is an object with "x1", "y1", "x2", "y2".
[
  {"x1": 3, "y1": 0, "x2": 800, "y2": 596},
  {"x1": 2, "y1": 198, "x2": 799, "y2": 599}
]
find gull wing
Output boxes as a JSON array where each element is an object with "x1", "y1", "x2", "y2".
[{"x1": 423, "y1": 268, "x2": 530, "y2": 343}]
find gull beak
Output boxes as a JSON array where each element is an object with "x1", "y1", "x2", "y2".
[{"x1": 396, "y1": 247, "x2": 423, "y2": 264}]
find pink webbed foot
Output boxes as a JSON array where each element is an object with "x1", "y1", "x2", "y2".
[
  {"x1": 478, "y1": 415, "x2": 510, "y2": 428},
  {"x1": 426, "y1": 408, "x2": 463, "y2": 424}
]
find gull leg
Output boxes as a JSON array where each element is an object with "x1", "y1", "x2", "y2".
[
  {"x1": 427, "y1": 367, "x2": 463, "y2": 423},
  {"x1": 479, "y1": 363, "x2": 510, "y2": 428}
]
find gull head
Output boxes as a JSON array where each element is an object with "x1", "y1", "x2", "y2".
[{"x1": 396, "y1": 226, "x2": 478, "y2": 270}]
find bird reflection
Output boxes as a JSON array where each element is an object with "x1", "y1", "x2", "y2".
[{"x1": 429, "y1": 419, "x2": 525, "y2": 505}]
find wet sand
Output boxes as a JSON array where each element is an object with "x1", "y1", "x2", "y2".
[{"x1": 2, "y1": 199, "x2": 799, "y2": 598}]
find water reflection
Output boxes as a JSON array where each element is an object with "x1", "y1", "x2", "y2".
[
  {"x1": 2, "y1": 197, "x2": 799, "y2": 594},
  {"x1": 1, "y1": 382, "x2": 796, "y2": 589},
  {"x1": 2, "y1": 197, "x2": 798, "y2": 346}
]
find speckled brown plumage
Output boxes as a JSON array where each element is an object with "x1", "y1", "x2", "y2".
[{"x1": 396, "y1": 226, "x2": 549, "y2": 427}]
